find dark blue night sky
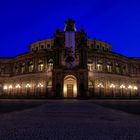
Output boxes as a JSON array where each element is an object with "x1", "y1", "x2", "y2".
[{"x1": 0, "y1": 0, "x2": 140, "y2": 57}]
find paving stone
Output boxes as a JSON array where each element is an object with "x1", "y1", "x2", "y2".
[{"x1": 0, "y1": 100, "x2": 140, "y2": 140}]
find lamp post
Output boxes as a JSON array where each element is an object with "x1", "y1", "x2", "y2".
[
  {"x1": 110, "y1": 84, "x2": 115, "y2": 98},
  {"x1": 3, "y1": 85, "x2": 8, "y2": 96},
  {"x1": 15, "y1": 84, "x2": 21, "y2": 96},
  {"x1": 97, "y1": 83, "x2": 104, "y2": 97},
  {"x1": 26, "y1": 84, "x2": 31, "y2": 96},
  {"x1": 120, "y1": 85, "x2": 125, "y2": 97},
  {"x1": 128, "y1": 85, "x2": 132, "y2": 98},
  {"x1": 133, "y1": 86, "x2": 138, "y2": 97},
  {"x1": 9, "y1": 85, "x2": 13, "y2": 96},
  {"x1": 37, "y1": 83, "x2": 44, "y2": 97}
]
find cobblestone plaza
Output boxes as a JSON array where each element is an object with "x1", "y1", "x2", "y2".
[{"x1": 0, "y1": 100, "x2": 140, "y2": 140}]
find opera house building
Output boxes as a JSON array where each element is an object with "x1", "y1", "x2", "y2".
[{"x1": 0, "y1": 19, "x2": 140, "y2": 98}]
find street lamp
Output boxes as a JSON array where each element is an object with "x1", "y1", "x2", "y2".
[
  {"x1": 128, "y1": 85, "x2": 132, "y2": 98},
  {"x1": 9, "y1": 85, "x2": 13, "y2": 95},
  {"x1": 37, "y1": 83, "x2": 44, "y2": 96},
  {"x1": 37, "y1": 83, "x2": 44, "y2": 88},
  {"x1": 120, "y1": 84, "x2": 125, "y2": 97},
  {"x1": 15, "y1": 84, "x2": 21, "y2": 96},
  {"x1": 133, "y1": 86, "x2": 138, "y2": 96},
  {"x1": 16, "y1": 84, "x2": 21, "y2": 88},
  {"x1": 133, "y1": 86, "x2": 138, "y2": 90},
  {"x1": 110, "y1": 84, "x2": 115, "y2": 98},
  {"x1": 97, "y1": 83, "x2": 104, "y2": 97},
  {"x1": 25, "y1": 84, "x2": 31, "y2": 96},
  {"x1": 3, "y1": 85, "x2": 8, "y2": 90}
]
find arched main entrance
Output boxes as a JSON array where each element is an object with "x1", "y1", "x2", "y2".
[{"x1": 63, "y1": 75, "x2": 77, "y2": 98}]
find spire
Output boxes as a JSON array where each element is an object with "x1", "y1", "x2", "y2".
[{"x1": 64, "y1": 18, "x2": 76, "y2": 32}]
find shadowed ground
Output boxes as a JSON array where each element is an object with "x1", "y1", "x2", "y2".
[
  {"x1": 0, "y1": 100, "x2": 45, "y2": 114},
  {"x1": 93, "y1": 100, "x2": 140, "y2": 115},
  {"x1": 0, "y1": 99, "x2": 140, "y2": 140}
]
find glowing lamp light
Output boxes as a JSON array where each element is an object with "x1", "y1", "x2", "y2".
[
  {"x1": 26, "y1": 84, "x2": 31, "y2": 88},
  {"x1": 97, "y1": 83, "x2": 104, "y2": 88},
  {"x1": 74, "y1": 86, "x2": 77, "y2": 92},
  {"x1": 120, "y1": 85, "x2": 125, "y2": 89},
  {"x1": 63, "y1": 86, "x2": 67, "y2": 93},
  {"x1": 128, "y1": 85, "x2": 132, "y2": 89},
  {"x1": 16, "y1": 84, "x2": 21, "y2": 88},
  {"x1": 110, "y1": 84, "x2": 115, "y2": 88},
  {"x1": 40, "y1": 64, "x2": 44, "y2": 67},
  {"x1": 3, "y1": 85, "x2": 8, "y2": 90},
  {"x1": 37, "y1": 83, "x2": 44, "y2": 88},
  {"x1": 134, "y1": 86, "x2": 138, "y2": 90},
  {"x1": 9, "y1": 85, "x2": 13, "y2": 89}
]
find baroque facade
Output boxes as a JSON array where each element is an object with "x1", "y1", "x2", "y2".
[{"x1": 0, "y1": 19, "x2": 140, "y2": 98}]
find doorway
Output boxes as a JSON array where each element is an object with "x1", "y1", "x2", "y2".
[{"x1": 63, "y1": 75, "x2": 77, "y2": 98}]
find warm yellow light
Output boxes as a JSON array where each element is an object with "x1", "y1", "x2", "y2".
[
  {"x1": 120, "y1": 84, "x2": 125, "y2": 89},
  {"x1": 134, "y1": 86, "x2": 138, "y2": 90},
  {"x1": 128, "y1": 85, "x2": 132, "y2": 89},
  {"x1": 3, "y1": 85, "x2": 8, "y2": 90},
  {"x1": 63, "y1": 75, "x2": 77, "y2": 98},
  {"x1": 88, "y1": 64, "x2": 92, "y2": 71},
  {"x1": 63, "y1": 84, "x2": 67, "y2": 97},
  {"x1": 40, "y1": 64, "x2": 44, "y2": 67},
  {"x1": 9, "y1": 85, "x2": 13, "y2": 89},
  {"x1": 63, "y1": 85, "x2": 67, "y2": 93},
  {"x1": 110, "y1": 84, "x2": 115, "y2": 88},
  {"x1": 16, "y1": 84, "x2": 21, "y2": 88},
  {"x1": 37, "y1": 83, "x2": 44, "y2": 88},
  {"x1": 96, "y1": 64, "x2": 102, "y2": 71},
  {"x1": 74, "y1": 86, "x2": 77, "y2": 92},
  {"x1": 26, "y1": 84, "x2": 31, "y2": 88},
  {"x1": 97, "y1": 83, "x2": 104, "y2": 88}
]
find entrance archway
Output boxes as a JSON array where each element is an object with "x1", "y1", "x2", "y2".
[{"x1": 63, "y1": 75, "x2": 77, "y2": 98}]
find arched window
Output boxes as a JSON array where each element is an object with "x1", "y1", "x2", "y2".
[
  {"x1": 38, "y1": 60, "x2": 44, "y2": 72},
  {"x1": 28, "y1": 61, "x2": 34, "y2": 72},
  {"x1": 115, "y1": 63, "x2": 120, "y2": 73},
  {"x1": 48, "y1": 59, "x2": 53, "y2": 70},
  {"x1": 96, "y1": 60, "x2": 103, "y2": 71},
  {"x1": 122, "y1": 65, "x2": 126, "y2": 74},
  {"x1": 87, "y1": 59, "x2": 93, "y2": 71},
  {"x1": 107, "y1": 62, "x2": 112, "y2": 72}
]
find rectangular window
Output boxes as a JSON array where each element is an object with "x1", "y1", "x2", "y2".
[
  {"x1": 116, "y1": 67, "x2": 120, "y2": 73},
  {"x1": 96, "y1": 64, "x2": 103, "y2": 71},
  {"x1": 21, "y1": 66, "x2": 25, "y2": 73},
  {"x1": 107, "y1": 65, "x2": 112, "y2": 72},
  {"x1": 87, "y1": 64, "x2": 92, "y2": 71},
  {"x1": 29, "y1": 65, "x2": 34, "y2": 72},
  {"x1": 38, "y1": 64, "x2": 44, "y2": 71}
]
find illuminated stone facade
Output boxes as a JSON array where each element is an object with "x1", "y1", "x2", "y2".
[{"x1": 0, "y1": 19, "x2": 140, "y2": 98}]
